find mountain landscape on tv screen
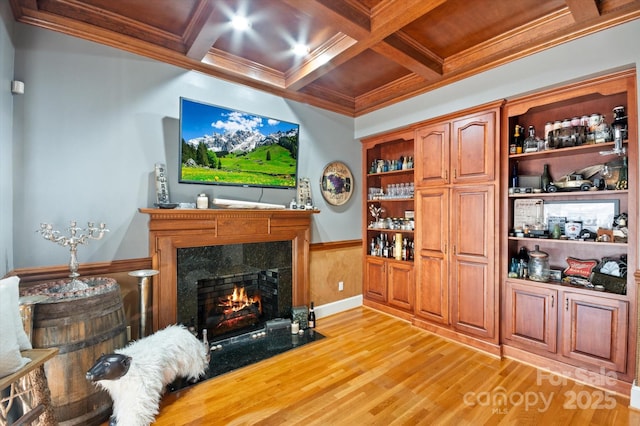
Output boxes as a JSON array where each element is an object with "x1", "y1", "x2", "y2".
[{"x1": 180, "y1": 126, "x2": 298, "y2": 188}]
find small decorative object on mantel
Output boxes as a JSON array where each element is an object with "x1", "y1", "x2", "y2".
[
  {"x1": 37, "y1": 221, "x2": 109, "y2": 286},
  {"x1": 154, "y1": 162, "x2": 177, "y2": 209},
  {"x1": 297, "y1": 177, "x2": 314, "y2": 209},
  {"x1": 320, "y1": 161, "x2": 353, "y2": 206}
]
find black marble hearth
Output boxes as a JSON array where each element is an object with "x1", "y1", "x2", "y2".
[{"x1": 170, "y1": 327, "x2": 324, "y2": 391}]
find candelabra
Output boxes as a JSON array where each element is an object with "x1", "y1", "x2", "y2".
[{"x1": 37, "y1": 221, "x2": 109, "y2": 283}]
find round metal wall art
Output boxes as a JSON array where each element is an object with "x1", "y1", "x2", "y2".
[{"x1": 320, "y1": 161, "x2": 353, "y2": 206}]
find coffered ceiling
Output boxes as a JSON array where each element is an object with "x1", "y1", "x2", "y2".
[{"x1": 10, "y1": 0, "x2": 640, "y2": 116}]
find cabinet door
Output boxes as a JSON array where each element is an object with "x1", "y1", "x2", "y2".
[
  {"x1": 364, "y1": 257, "x2": 387, "y2": 303},
  {"x1": 451, "y1": 110, "x2": 496, "y2": 184},
  {"x1": 414, "y1": 188, "x2": 449, "y2": 324},
  {"x1": 415, "y1": 122, "x2": 450, "y2": 187},
  {"x1": 504, "y1": 281, "x2": 557, "y2": 353},
  {"x1": 388, "y1": 261, "x2": 414, "y2": 312},
  {"x1": 561, "y1": 292, "x2": 628, "y2": 373},
  {"x1": 450, "y1": 185, "x2": 496, "y2": 339}
]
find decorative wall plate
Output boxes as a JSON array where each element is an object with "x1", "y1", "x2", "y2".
[{"x1": 320, "y1": 161, "x2": 353, "y2": 206}]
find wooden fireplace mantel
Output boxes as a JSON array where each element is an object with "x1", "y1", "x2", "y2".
[{"x1": 139, "y1": 208, "x2": 317, "y2": 331}]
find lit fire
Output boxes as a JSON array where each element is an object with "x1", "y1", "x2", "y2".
[{"x1": 219, "y1": 285, "x2": 261, "y2": 314}]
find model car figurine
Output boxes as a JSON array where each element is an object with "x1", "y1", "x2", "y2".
[{"x1": 546, "y1": 173, "x2": 593, "y2": 192}]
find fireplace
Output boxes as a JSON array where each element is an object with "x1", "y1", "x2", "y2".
[
  {"x1": 139, "y1": 208, "x2": 315, "y2": 333},
  {"x1": 176, "y1": 241, "x2": 292, "y2": 340}
]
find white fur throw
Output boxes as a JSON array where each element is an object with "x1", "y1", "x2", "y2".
[{"x1": 88, "y1": 325, "x2": 208, "y2": 426}]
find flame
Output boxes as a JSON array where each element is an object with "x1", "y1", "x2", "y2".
[{"x1": 219, "y1": 285, "x2": 261, "y2": 314}]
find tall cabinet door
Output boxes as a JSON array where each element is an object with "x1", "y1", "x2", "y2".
[
  {"x1": 415, "y1": 122, "x2": 450, "y2": 187},
  {"x1": 451, "y1": 110, "x2": 496, "y2": 184},
  {"x1": 414, "y1": 188, "x2": 449, "y2": 324},
  {"x1": 450, "y1": 185, "x2": 496, "y2": 339}
]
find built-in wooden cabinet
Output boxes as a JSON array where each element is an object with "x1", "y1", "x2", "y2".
[
  {"x1": 360, "y1": 68, "x2": 637, "y2": 392},
  {"x1": 501, "y1": 69, "x2": 637, "y2": 386},
  {"x1": 413, "y1": 103, "x2": 501, "y2": 352},
  {"x1": 362, "y1": 129, "x2": 416, "y2": 320}
]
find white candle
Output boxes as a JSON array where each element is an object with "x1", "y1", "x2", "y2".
[{"x1": 291, "y1": 321, "x2": 300, "y2": 334}]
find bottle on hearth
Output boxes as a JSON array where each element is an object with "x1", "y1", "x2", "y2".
[{"x1": 308, "y1": 302, "x2": 316, "y2": 328}]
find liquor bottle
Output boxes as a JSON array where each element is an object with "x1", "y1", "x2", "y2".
[
  {"x1": 382, "y1": 234, "x2": 389, "y2": 258},
  {"x1": 616, "y1": 156, "x2": 628, "y2": 190},
  {"x1": 514, "y1": 125, "x2": 523, "y2": 154},
  {"x1": 541, "y1": 164, "x2": 551, "y2": 192},
  {"x1": 402, "y1": 238, "x2": 408, "y2": 261},
  {"x1": 511, "y1": 161, "x2": 519, "y2": 188},
  {"x1": 308, "y1": 302, "x2": 316, "y2": 328},
  {"x1": 523, "y1": 126, "x2": 538, "y2": 153}
]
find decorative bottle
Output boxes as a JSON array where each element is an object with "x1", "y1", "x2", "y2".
[
  {"x1": 541, "y1": 164, "x2": 552, "y2": 192},
  {"x1": 523, "y1": 126, "x2": 538, "y2": 153},
  {"x1": 308, "y1": 302, "x2": 316, "y2": 328}
]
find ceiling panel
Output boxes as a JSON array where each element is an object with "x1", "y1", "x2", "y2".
[{"x1": 11, "y1": 0, "x2": 640, "y2": 116}]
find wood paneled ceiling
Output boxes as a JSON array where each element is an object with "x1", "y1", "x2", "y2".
[{"x1": 10, "y1": 0, "x2": 640, "y2": 117}]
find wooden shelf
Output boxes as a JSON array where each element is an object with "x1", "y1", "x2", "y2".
[
  {"x1": 508, "y1": 236, "x2": 626, "y2": 247},
  {"x1": 505, "y1": 277, "x2": 628, "y2": 300},
  {"x1": 367, "y1": 169, "x2": 414, "y2": 177},
  {"x1": 508, "y1": 141, "x2": 628, "y2": 160},
  {"x1": 508, "y1": 189, "x2": 627, "y2": 198},
  {"x1": 0, "y1": 348, "x2": 58, "y2": 390}
]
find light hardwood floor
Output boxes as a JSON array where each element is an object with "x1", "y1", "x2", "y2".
[{"x1": 151, "y1": 307, "x2": 639, "y2": 425}]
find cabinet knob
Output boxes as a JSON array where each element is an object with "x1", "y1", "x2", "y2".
[{"x1": 551, "y1": 295, "x2": 554, "y2": 308}]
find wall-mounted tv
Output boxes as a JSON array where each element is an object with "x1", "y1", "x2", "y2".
[{"x1": 179, "y1": 97, "x2": 299, "y2": 189}]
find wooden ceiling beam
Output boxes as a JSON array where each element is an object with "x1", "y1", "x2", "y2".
[
  {"x1": 370, "y1": 0, "x2": 446, "y2": 34},
  {"x1": 285, "y1": 33, "x2": 358, "y2": 90},
  {"x1": 565, "y1": 0, "x2": 601, "y2": 22},
  {"x1": 283, "y1": 0, "x2": 444, "y2": 91},
  {"x1": 184, "y1": 0, "x2": 223, "y2": 60}
]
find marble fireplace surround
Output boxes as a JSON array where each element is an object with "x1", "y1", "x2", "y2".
[{"x1": 139, "y1": 208, "x2": 316, "y2": 332}]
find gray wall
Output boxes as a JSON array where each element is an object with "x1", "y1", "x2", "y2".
[
  {"x1": 8, "y1": 24, "x2": 359, "y2": 269},
  {"x1": 1, "y1": 1, "x2": 15, "y2": 277}
]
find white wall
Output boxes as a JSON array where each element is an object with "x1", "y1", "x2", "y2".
[
  {"x1": 10, "y1": 24, "x2": 360, "y2": 269},
  {"x1": 0, "y1": 2, "x2": 15, "y2": 277}
]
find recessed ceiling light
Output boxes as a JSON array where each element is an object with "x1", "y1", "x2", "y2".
[
  {"x1": 231, "y1": 15, "x2": 250, "y2": 31},
  {"x1": 293, "y1": 44, "x2": 310, "y2": 56}
]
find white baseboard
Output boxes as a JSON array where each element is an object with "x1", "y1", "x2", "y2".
[
  {"x1": 316, "y1": 295, "x2": 363, "y2": 319},
  {"x1": 630, "y1": 381, "x2": 640, "y2": 409}
]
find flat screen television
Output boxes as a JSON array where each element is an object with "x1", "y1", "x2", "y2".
[{"x1": 179, "y1": 97, "x2": 299, "y2": 189}]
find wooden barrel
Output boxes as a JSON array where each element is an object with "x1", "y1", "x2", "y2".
[{"x1": 28, "y1": 278, "x2": 127, "y2": 426}]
